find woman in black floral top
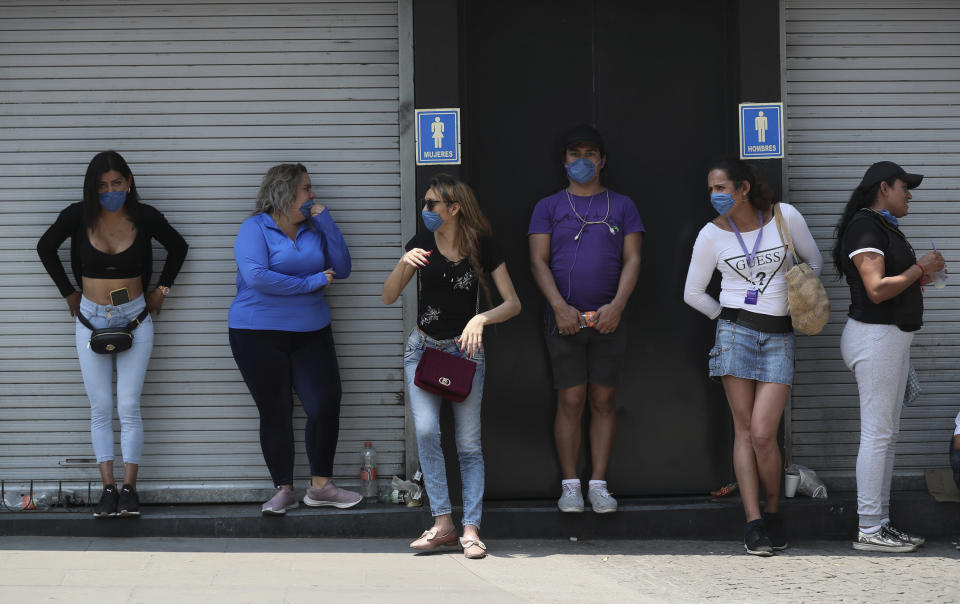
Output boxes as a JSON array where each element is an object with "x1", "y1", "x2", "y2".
[{"x1": 382, "y1": 174, "x2": 520, "y2": 559}]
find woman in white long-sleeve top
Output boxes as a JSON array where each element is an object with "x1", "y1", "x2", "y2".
[{"x1": 683, "y1": 158, "x2": 822, "y2": 556}]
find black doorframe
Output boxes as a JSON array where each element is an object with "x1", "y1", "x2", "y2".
[{"x1": 411, "y1": 0, "x2": 783, "y2": 498}]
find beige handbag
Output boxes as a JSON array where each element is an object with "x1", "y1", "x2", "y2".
[{"x1": 773, "y1": 203, "x2": 830, "y2": 335}]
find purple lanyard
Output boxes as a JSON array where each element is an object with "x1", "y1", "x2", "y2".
[{"x1": 727, "y1": 211, "x2": 764, "y2": 275}]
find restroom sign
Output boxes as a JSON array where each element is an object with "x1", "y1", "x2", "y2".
[
  {"x1": 739, "y1": 102, "x2": 784, "y2": 159},
  {"x1": 416, "y1": 108, "x2": 461, "y2": 165}
]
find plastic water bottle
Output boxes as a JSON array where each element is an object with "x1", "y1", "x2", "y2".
[
  {"x1": 360, "y1": 441, "x2": 377, "y2": 502},
  {"x1": 377, "y1": 489, "x2": 407, "y2": 504},
  {"x1": 407, "y1": 467, "x2": 425, "y2": 507},
  {"x1": 2, "y1": 490, "x2": 51, "y2": 510}
]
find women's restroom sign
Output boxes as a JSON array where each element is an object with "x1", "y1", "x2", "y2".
[
  {"x1": 416, "y1": 108, "x2": 461, "y2": 165},
  {"x1": 739, "y1": 103, "x2": 784, "y2": 159}
]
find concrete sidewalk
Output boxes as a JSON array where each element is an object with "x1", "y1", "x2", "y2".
[{"x1": 0, "y1": 537, "x2": 956, "y2": 603}]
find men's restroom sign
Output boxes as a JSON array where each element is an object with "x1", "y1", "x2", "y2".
[
  {"x1": 416, "y1": 108, "x2": 461, "y2": 165},
  {"x1": 739, "y1": 102, "x2": 784, "y2": 159}
]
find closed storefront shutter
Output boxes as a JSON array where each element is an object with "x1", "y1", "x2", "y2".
[
  {"x1": 784, "y1": 0, "x2": 960, "y2": 485},
  {"x1": 0, "y1": 1, "x2": 407, "y2": 500}
]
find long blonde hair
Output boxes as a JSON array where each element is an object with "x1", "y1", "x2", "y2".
[{"x1": 428, "y1": 174, "x2": 493, "y2": 306}]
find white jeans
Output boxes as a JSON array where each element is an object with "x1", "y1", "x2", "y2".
[
  {"x1": 75, "y1": 295, "x2": 154, "y2": 464},
  {"x1": 840, "y1": 318, "x2": 913, "y2": 527}
]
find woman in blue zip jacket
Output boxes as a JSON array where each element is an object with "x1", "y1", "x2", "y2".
[{"x1": 229, "y1": 163, "x2": 361, "y2": 514}]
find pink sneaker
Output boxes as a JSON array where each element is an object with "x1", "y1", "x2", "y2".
[
  {"x1": 261, "y1": 487, "x2": 298, "y2": 515},
  {"x1": 302, "y1": 481, "x2": 362, "y2": 509}
]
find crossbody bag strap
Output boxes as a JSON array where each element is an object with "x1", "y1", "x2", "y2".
[
  {"x1": 773, "y1": 203, "x2": 801, "y2": 267},
  {"x1": 124, "y1": 307, "x2": 150, "y2": 331},
  {"x1": 76, "y1": 307, "x2": 149, "y2": 332},
  {"x1": 474, "y1": 238, "x2": 481, "y2": 317},
  {"x1": 75, "y1": 310, "x2": 96, "y2": 331}
]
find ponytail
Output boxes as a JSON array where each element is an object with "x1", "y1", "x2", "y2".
[{"x1": 831, "y1": 177, "x2": 898, "y2": 277}]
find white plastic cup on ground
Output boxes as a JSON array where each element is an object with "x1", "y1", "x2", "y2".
[
  {"x1": 929, "y1": 269, "x2": 947, "y2": 289},
  {"x1": 784, "y1": 472, "x2": 801, "y2": 498}
]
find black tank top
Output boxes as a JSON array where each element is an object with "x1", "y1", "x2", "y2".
[{"x1": 80, "y1": 229, "x2": 144, "y2": 279}]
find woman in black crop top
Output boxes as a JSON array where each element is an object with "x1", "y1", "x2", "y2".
[
  {"x1": 37, "y1": 151, "x2": 188, "y2": 519},
  {"x1": 382, "y1": 174, "x2": 521, "y2": 559},
  {"x1": 832, "y1": 161, "x2": 944, "y2": 552}
]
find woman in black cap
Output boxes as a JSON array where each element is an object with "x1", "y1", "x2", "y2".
[{"x1": 833, "y1": 161, "x2": 944, "y2": 553}]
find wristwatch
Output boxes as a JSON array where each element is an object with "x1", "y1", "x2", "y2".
[{"x1": 158, "y1": 286, "x2": 171, "y2": 296}]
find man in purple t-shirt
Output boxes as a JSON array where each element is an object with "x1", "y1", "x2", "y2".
[{"x1": 528, "y1": 124, "x2": 644, "y2": 514}]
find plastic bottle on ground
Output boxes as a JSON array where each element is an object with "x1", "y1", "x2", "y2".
[
  {"x1": 360, "y1": 441, "x2": 378, "y2": 502},
  {"x1": 407, "y1": 467, "x2": 424, "y2": 507}
]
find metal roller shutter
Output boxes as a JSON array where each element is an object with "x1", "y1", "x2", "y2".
[
  {"x1": 784, "y1": 0, "x2": 960, "y2": 486},
  {"x1": 0, "y1": 0, "x2": 409, "y2": 501}
]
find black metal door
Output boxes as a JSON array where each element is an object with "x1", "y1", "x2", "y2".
[{"x1": 451, "y1": 0, "x2": 741, "y2": 497}]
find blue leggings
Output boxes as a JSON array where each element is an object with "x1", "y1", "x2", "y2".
[{"x1": 229, "y1": 326, "x2": 342, "y2": 485}]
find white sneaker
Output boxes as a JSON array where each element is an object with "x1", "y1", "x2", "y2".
[
  {"x1": 587, "y1": 485, "x2": 618, "y2": 514},
  {"x1": 557, "y1": 483, "x2": 584, "y2": 513}
]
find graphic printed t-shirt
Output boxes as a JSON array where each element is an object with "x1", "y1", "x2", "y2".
[
  {"x1": 528, "y1": 189, "x2": 644, "y2": 310},
  {"x1": 405, "y1": 231, "x2": 505, "y2": 340},
  {"x1": 683, "y1": 202, "x2": 822, "y2": 318}
]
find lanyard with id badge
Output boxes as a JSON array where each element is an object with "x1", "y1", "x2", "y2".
[{"x1": 728, "y1": 211, "x2": 763, "y2": 305}]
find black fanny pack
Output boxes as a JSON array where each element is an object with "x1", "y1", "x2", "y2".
[{"x1": 77, "y1": 308, "x2": 150, "y2": 354}]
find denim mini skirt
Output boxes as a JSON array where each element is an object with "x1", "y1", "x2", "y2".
[{"x1": 708, "y1": 319, "x2": 795, "y2": 386}]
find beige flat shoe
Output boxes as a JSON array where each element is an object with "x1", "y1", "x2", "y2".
[
  {"x1": 460, "y1": 536, "x2": 487, "y2": 559},
  {"x1": 410, "y1": 526, "x2": 459, "y2": 551}
]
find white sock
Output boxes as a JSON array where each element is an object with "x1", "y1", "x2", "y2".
[
  {"x1": 880, "y1": 517, "x2": 890, "y2": 526},
  {"x1": 588, "y1": 480, "x2": 607, "y2": 491},
  {"x1": 860, "y1": 525, "x2": 881, "y2": 535},
  {"x1": 561, "y1": 479, "x2": 580, "y2": 489}
]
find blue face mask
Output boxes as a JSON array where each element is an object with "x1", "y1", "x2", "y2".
[
  {"x1": 299, "y1": 199, "x2": 315, "y2": 219},
  {"x1": 421, "y1": 210, "x2": 444, "y2": 232},
  {"x1": 566, "y1": 158, "x2": 596, "y2": 184},
  {"x1": 710, "y1": 192, "x2": 735, "y2": 216},
  {"x1": 99, "y1": 191, "x2": 127, "y2": 212},
  {"x1": 878, "y1": 209, "x2": 899, "y2": 228}
]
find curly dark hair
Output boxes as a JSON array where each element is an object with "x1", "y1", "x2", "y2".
[{"x1": 707, "y1": 158, "x2": 774, "y2": 211}]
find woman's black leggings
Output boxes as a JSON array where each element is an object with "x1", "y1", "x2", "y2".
[{"x1": 229, "y1": 326, "x2": 342, "y2": 485}]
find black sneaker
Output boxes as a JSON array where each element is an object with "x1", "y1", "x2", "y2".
[
  {"x1": 117, "y1": 484, "x2": 140, "y2": 517},
  {"x1": 744, "y1": 519, "x2": 774, "y2": 556},
  {"x1": 93, "y1": 485, "x2": 118, "y2": 518},
  {"x1": 763, "y1": 512, "x2": 789, "y2": 551}
]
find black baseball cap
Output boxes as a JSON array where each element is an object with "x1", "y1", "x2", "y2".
[
  {"x1": 858, "y1": 161, "x2": 923, "y2": 190},
  {"x1": 563, "y1": 124, "x2": 605, "y2": 155}
]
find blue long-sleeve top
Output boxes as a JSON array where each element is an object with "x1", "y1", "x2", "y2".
[{"x1": 228, "y1": 210, "x2": 351, "y2": 331}]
